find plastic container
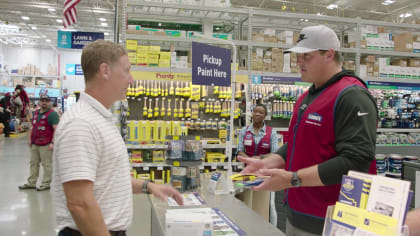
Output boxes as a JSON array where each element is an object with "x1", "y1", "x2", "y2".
[
  {"x1": 387, "y1": 154, "x2": 403, "y2": 174},
  {"x1": 375, "y1": 154, "x2": 387, "y2": 175},
  {"x1": 403, "y1": 155, "x2": 418, "y2": 162}
]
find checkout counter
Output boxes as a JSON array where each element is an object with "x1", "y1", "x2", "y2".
[{"x1": 148, "y1": 184, "x2": 285, "y2": 236}]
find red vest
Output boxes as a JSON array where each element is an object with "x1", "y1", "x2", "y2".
[
  {"x1": 244, "y1": 125, "x2": 273, "y2": 157},
  {"x1": 285, "y1": 76, "x2": 377, "y2": 219},
  {"x1": 31, "y1": 109, "x2": 54, "y2": 146}
]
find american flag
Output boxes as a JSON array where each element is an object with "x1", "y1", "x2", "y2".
[{"x1": 63, "y1": 0, "x2": 81, "y2": 28}]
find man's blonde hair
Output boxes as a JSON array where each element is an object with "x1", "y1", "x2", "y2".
[{"x1": 81, "y1": 40, "x2": 127, "y2": 82}]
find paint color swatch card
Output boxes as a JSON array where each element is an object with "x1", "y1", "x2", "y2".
[
  {"x1": 338, "y1": 175, "x2": 371, "y2": 209},
  {"x1": 366, "y1": 175, "x2": 411, "y2": 228}
]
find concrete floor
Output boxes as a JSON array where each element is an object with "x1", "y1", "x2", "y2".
[{"x1": 0, "y1": 134, "x2": 151, "y2": 236}]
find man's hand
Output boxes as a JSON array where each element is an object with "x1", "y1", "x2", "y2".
[
  {"x1": 48, "y1": 143, "x2": 53, "y2": 151},
  {"x1": 252, "y1": 169, "x2": 293, "y2": 192},
  {"x1": 237, "y1": 156, "x2": 265, "y2": 174},
  {"x1": 148, "y1": 183, "x2": 184, "y2": 206}
]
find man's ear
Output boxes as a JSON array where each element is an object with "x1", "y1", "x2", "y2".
[
  {"x1": 99, "y1": 63, "x2": 110, "y2": 80},
  {"x1": 326, "y1": 49, "x2": 335, "y2": 62}
]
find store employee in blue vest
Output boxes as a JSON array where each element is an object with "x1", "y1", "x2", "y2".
[
  {"x1": 238, "y1": 25, "x2": 378, "y2": 236},
  {"x1": 237, "y1": 104, "x2": 278, "y2": 159}
]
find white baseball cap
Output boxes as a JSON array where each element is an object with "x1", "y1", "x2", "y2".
[{"x1": 285, "y1": 25, "x2": 340, "y2": 53}]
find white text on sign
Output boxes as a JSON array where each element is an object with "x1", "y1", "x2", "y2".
[
  {"x1": 197, "y1": 67, "x2": 227, "y2": 78},
  {"x1": 203, "y1": 54, "x2": 222, "y2": 67}
]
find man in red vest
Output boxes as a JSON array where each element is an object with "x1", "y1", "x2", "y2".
[
  {"x1": 19, "y1": 94, "x2": 59, "y2": 191},
  {"x1": 239, "y1": 25, "x2": 377, "y2": 235}
]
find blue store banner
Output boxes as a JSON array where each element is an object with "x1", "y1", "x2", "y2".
[
  {"x1": 66, "y1": 64, "x2": 76, "y2": 75},
  {"x1": 57, "y1": 31, "x2": 104, "y2": 49},
  {"x1": 260, "y1": 76, "x2": 301, "y2": 84},
  {"x1": 192, "y1": 42, "x2": 231, "y2": 86},
  {"x1": 71, "y1": 32, "x2": 104, "y2": 49},
  {"x1": 57, "y1": 31, "x2": 72, "y2": 48},
  {"x1": 75, "y1": 64, "x2": 84, "y2": 75}
]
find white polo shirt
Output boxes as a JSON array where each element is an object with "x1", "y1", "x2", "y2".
[{"x1": 52, "y1": 92, "x2": 132, "y2": 231}]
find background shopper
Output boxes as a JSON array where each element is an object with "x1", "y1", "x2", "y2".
[{"x1": 19, "y1": 94, "x2": 59, "y2": 191}]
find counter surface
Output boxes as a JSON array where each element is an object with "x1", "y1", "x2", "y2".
[{"x1": 148, "y1": 186, "x2": 285, "y2": 236}]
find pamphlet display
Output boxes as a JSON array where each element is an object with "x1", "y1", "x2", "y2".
[{"x1": 323, "y1": 171, "x2": 411, "y2": 236}]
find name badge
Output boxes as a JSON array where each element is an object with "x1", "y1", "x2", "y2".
[{"x1": 244, "y1": 139, "x2": 253, "y2": 146}]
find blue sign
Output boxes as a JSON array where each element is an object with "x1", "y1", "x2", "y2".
[
  {"x1": 252, "y1": 76, "x2": 261, "y2": 84},
  {"x1": 71, "y1": 31, "x2": 104, "y2": 49},
  {"x1": 75, "y1": 64, "x2": 83, "y2": 75},
  {"x1": 192, "y1": 42, "x2": 231, "y2": 86},
  {"x1": 57, "y1": 31, "x2": 72, "y2": 48},
  {"x1": 261, "y1": 76, "x2": 301, "y2": 84},
  {"x1": 66, "y1": 64, "x2": 76, "y2": 75},
  {"x1": 368, "y1": 81, "x2": 420, "y2": 90},
  {"x1": 35, "y1": 88, "x2": 60, "y2": 98}
]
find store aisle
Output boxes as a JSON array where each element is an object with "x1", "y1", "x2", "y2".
[{"x1": 0, "y1": 135, "x2": 151, "y2": 236}]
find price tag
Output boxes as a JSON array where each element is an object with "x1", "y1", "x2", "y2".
[
  {"x1": 211, "y1": 164, "x2": 217, "y2": 170},
  {"x1": 173, "y1": 136, "x2": 179, "y2": 140},
  {"x1": 157, "y1": 166, "x2": 163, "y2": 170},
  {"x1": 199, "y1": 165, "x2": 204, "y2": 170},
  {"x1": 173, "y1": 161, "x2": 180, "y2": 167},
  {"x1": 195, "y1": 136, "x2": 201, "y2": 141},
  {"x1": 143, "y1": 167, "x2": 149, "y2": 171}
]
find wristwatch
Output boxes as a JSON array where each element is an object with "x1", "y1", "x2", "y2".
[
  {"x1": 291, "y1": 172, "x2": 301, "y2": 187},
  {"x1": 142, "y1": 180, "x2": 152, "y2": 194}
]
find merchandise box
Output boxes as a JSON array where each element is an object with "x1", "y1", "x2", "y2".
[
  {"x1": 393, "y1": 32, "x2": 413, "y2": 52},
  {"x1": 126, "y1": 40, "x2": 138, "y2": 51}
]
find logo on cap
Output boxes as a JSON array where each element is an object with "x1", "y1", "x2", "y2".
[{"x1": 297, "y1": 34, "x2": 308, "y2": 43}]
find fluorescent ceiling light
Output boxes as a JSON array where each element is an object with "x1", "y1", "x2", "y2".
[
  {"x1": 104, "y1": 32, "x2": 109, "y2": 36},
  {"x1": 31, "y1": 26, "x2": 37, "y2": 30},
  {"x1": 48, "y1": 8, "x2": 56, "y2": 12},
  {"x1": 158, "y1": 23, "x2": 162, "y2": 27},
  {"x1": 101, "y1": 22, "x2": 108, "y2": 27},
  {"x1": 21, "y1": 16, "x2": 30, "y2": 20},
  {"x1": 46, "y1": 39, "x2": 51, "y2": 43},
  {"x1": 400, "y1": 13, "x2": 412, "y2": 18},
  {"x1": 326, "y1": 4, "x2": 338, "y2": 9},
  {"x1": 99, "y1": 18, "x2": 106, "y2": 22},
  {"x1": 56, "y1": 19, "x2": 63, "y2": 23}
]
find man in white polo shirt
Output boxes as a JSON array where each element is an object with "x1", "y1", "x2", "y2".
[{"x1": 52, "y1": 40, "x2": 183, "y2": 236}]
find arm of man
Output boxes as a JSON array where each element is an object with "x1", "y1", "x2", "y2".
[
  {"x1": 48, "y1": 111, "x2": 59, "y2": 150},
  {"x1": 406, "y1": 208, "x2": 420, "y2": 235},
  {"x1": 63, "y1": 180, "x2": 110, "y2": 236},
  {"x1": 254, "y1": 87, "x2": 377, "y2": 191},
  {"x1": 131, "y1": 178, "x2": 183, "y2": 205}
]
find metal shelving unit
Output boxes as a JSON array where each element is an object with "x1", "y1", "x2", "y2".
[
  {"x1": 122, "y1": 0, "x2": 420, "y2": 161},
  {"x1": 365, "y1": 77, "x2": 420, "y2": 83},
  {"x1": 127, "y1": 144, "x2": 238, "y2": 149},
  {"x1": 377, "y1": 129, "x2": 420, "y2": 133},
  {"x1": 131, "y1": 162, "x2": 244, "y2": 168}
]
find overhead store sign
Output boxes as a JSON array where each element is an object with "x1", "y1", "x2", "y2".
[
  {"x1": 192, "y1": 42, "x2": 231, "y2": 86},
  {"x1": 75, "y1": 64, "x2": 84, "y2": 75},
  {"x1": 252, "y1": 75, "x2": 302, "y2": 84},
  {"x1": 66, "y1": 64, "x2": 83, "y2": 76},
  {"x1": 367, "y1": 81, "x2": 420, "y2": 90},
  {"x1": 66, "y1": 64, "x2": 75, "y2": 75},
  {"x1": 57, "y1": 31, "x2": 104, "y2": 49},
  {"x1": 130, "y1": 71, "x2": 248, "y2": 84},
  {"x1": 57, "y1": 31, "x2": 72, "y2": 48}
]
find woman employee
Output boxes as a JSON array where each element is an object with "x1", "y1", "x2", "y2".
[{"x1": 237, "y1": 104, "x2": 278, "y2": 159}]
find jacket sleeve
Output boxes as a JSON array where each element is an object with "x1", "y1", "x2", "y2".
[{"x1": 318, "y1": 86, "x2": 377, "y2": 185}]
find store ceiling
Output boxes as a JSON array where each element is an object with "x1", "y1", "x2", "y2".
[
  {"x1": 0, "y1": 0, "x2": 419, "y2": 49},
  {"x1": 233, "y1": 0, "x2": 420, "y2": 22},
  {"x1": 0, "y1": 0, "x2": 115, "y2": 49}
]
